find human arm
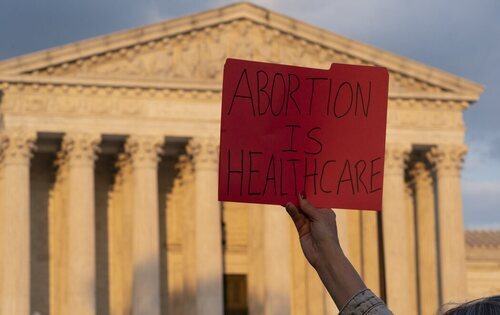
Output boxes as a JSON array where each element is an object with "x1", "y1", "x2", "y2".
[{"x1": 284, "y1": 195, "x2": 392, "y2": 314}]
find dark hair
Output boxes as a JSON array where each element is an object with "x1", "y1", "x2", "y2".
[{"x1": 443, "y1": 295, "x2": 500, "y2": 315}]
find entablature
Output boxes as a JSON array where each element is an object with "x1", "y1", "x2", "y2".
[{"x1": 0, "y1": 76, "x2": 468, "y2": 145}]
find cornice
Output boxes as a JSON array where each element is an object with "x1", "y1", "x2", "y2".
[
  {"x1": 0, "y1": 2, "x2": 484, "y2": 96},
  {"x1": 0, "y1": 74, "x2": 480, "y2": 103}
]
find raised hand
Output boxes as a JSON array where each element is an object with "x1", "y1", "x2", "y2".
[{"x1": 284, "y1": 194, "x2": 341, "y2": 269}]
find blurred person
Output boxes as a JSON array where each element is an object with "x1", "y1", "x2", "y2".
[{"x1": 443, "y1": 296, "x2": 500, "y2": 315}]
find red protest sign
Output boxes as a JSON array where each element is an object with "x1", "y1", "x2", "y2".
[{"x1": 218, "y1": 58, "x2": 389, "y2": 211}]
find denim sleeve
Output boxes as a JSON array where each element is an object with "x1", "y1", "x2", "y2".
[{"x1": 339, "y1": 289, "x2": 393, "y2": 315}]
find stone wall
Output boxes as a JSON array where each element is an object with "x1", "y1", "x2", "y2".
[{"x1": 466, "y1": 230, "x2": 500, "y2": 300}]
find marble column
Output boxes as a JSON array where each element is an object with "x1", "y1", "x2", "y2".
[
  {"x1": 382, "y1": 144, "x2": 414, "y2": 314},
  {"x1": 335, "y1": 209, "x2": 363, "y2": 312},
  {"x1": 187, "y1": 137, "x2": 224, "y2": 315},
  {"x1": 125, "y1": 135, "x2": 164, "y2": 315},
  {"x1": 61, "y1": 133, "x2": 101, "y2": 315},
  {"x1": 404, "y1": 184, "x2": 418, "y2": 314},
  {"x1": 249, "y1": 205, "x2": 291, "y2": 315},
  {"x1": 263, "y1": 205, "x2": 292, "y2": 315},
  {"x1": 248, "y1": 205, "x2": 265, "y2": 315},
  {"x1": 108, "y1": 153, "x2": 134, "y2": 315},
  {"x1": 428, "y1": 145, "x2": 468, "y2": 305},
  {"x1": 360, "y1": 211, "x2": 381, "y2": 296},
  {"x1": 0, "y1": 130, "x2": 36, "y2": 315},
  {"x1": 305, "y1": 261, "x2": 327, "y2": 315},
  {"x1": 410, "y1": 162, "x2": 439, "y2": 315},
  {"x1": 169, "y1": 154, "x2": 196, "y2": 315},
  {"x1": 49, "y1": 148, "x2": 69, "y2": 315},
  {"x1": 336, "y1": 211, "x2": 362, "y2": 272}
]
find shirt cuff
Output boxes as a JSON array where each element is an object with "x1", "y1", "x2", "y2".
[{"x1": 339, "y1": 288, "x2": 392, "y2": 315}]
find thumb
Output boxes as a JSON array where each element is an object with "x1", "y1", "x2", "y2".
[
  {"x1": 285, "y1": 202, "x2": 310, "y2": 238},
  {"x1": 285, "y1": 202, "x2": 305, "y2": 226},
  {"x1": 299, "y1": 194, "x2": 320, "y2": 219}
]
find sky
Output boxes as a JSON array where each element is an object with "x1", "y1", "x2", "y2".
[{"x1": 1, "y1": 0, "x2": 499, "y2": 228}]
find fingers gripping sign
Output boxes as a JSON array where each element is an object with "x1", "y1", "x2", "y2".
[{"x1": 285, "y1": 194, "x2": 341, "y2": 269}]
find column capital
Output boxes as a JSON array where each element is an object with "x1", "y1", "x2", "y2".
[
  {"x1": 409, "y1": 162, "x2": 433, "y2": 186},
  {"x1": 427, "y1": 144, "x2": 467, "y2": 177},
  {"x1": 60, "y1": 132, "x2": 101, "y2": 167},
  {"x1": 187, "y1": 137, "x2": 219, "y2": 170},
  {"x1": 125, "y1": 135, "x2": 164, "y2": 169},
  {"x1": 384, "y1": 143, "x2": 411, "y2": 175},
  {"x1": 0, "y1": 129, "x2": 36, "y2": 166},
  {"x1": 175, "y1": 154, "x2": 195, "y2": 184},
  {"x1": 404, "y1": 182, "x2": 414, "y2": 197},
  {"x1": 113, "y1": 152, "x2": 132, "y2": 186}
]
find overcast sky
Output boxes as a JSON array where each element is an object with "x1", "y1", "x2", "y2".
[{"x1": 1, "y1": 0, "x2": 499, "y2": 228}]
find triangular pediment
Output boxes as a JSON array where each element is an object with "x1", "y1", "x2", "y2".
[{"x1": 0, "y1": 2, "x2": 483, "y2": 96}]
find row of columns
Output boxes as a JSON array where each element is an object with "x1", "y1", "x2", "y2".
[
  {"x1": 0, "y1": 127, "x2": 469, "y2": 315},
  {"x1": 168, "y1": 141, "x2": 468, "y2": 315},
  {"x1": 0, "y1": 130, "x2": 224, "y2": 315},
  {"x1": 382, "y1": 143, "x2": 468, "y2": 314},
  {"x1": 167, "y1": 154, "x2": 294, "y2": 315}
]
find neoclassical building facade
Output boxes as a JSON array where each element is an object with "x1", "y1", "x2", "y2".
[{"x1": 0, "y1": 3, "x2": 485, "y2": 315}]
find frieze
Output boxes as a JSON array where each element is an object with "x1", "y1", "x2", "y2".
[
  {"x1": 387, "y1": 100, "x2": 465, "y2": 130},
  {"x1": 1, "y1": 87, "x2": 465, "y2": 132}
]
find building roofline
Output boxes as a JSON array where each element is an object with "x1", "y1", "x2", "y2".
[{"x1": 0, "y1": 2, "x2": 484, "y2": 97}]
